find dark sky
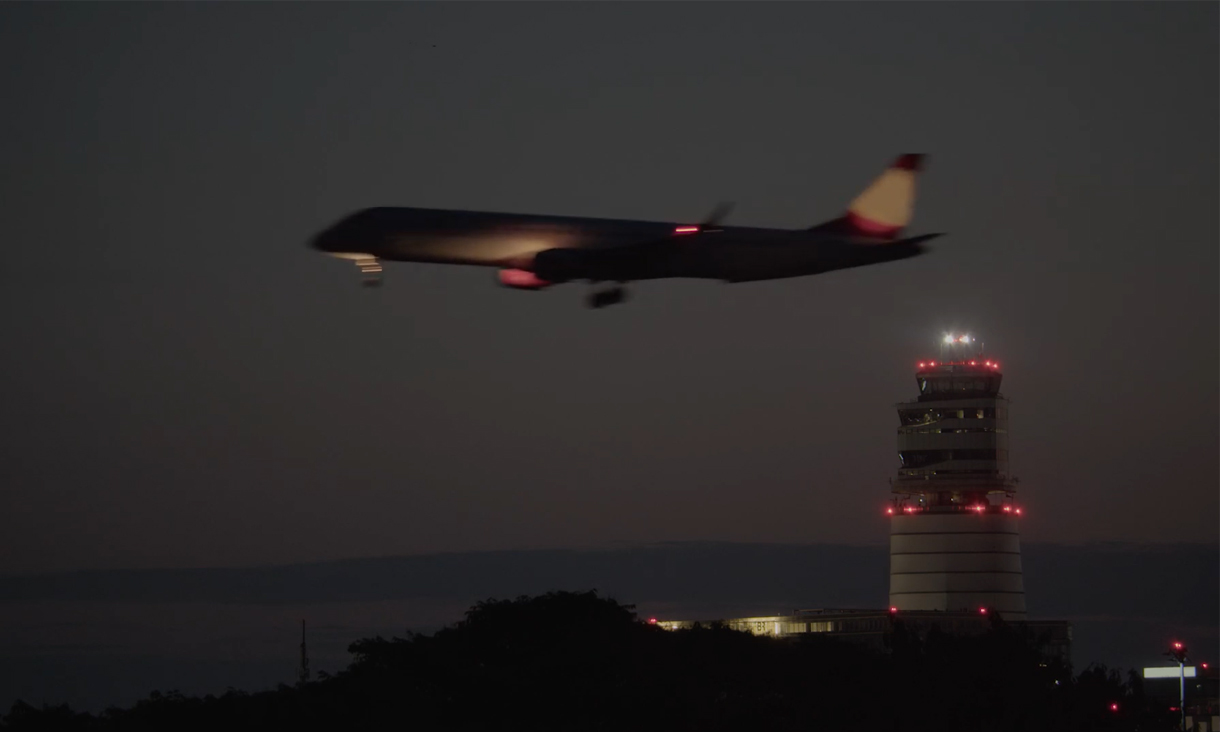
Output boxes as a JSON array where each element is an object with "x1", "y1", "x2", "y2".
[{"x1": 1, "y1": 3, "x2": 1216, "y2": 573}]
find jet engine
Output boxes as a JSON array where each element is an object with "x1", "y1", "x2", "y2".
[{"x1": 497, "y1": 268, "x2": 553, "y2": 290}]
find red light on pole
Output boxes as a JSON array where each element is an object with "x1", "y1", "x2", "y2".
[
  {"x1": 1015, "y1": 507, "x2": 1022, "y2": 515},
  {"x1": 979, "y1": 607, "x2": 988, "y2": 615},
  {"x1": 886, "y1": 507, "x2": 894, "y2": 515},
  {"x1": 1109, "y1": 703, "x2": 1119, "y2": 712},
  {"x1": 889, "y1": 607, "x2": 898, "y2": 614},
  {"x1": 1173, "y1": 641, "x2": 1184, "y2": 651},
  {"x1": 648, "y1": 617, "x2": 657, "y2": 624}
]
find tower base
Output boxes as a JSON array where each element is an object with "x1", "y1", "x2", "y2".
[{"x1": 889, "y1": 511, "x2": 1026, "y2": 620}]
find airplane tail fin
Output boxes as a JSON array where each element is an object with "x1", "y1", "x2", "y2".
[{"x1": 808, "y1": 154, "x2": 924, "y2": 239}]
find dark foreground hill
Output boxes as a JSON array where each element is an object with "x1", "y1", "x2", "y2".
[{"x1": 1, "y1": 591, "x2": 1177, "y2": 732}]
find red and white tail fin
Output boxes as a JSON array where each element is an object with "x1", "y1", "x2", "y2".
[{"x1": 809, "y1": 154, "x2": 924, "y2": 239}]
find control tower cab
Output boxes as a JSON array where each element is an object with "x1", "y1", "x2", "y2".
[{"x1": 887, "y1": 335, "x2": 1026, "y2": 619}]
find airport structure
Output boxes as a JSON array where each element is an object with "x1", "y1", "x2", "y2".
[
  {"x1": 658, "y1": 335, "x2": 1069, "y2": 662},
  {"x1": 889, "y1": 334, "x2": 1025, "y2": 618}
]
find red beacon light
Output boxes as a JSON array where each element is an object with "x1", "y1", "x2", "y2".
[
  {"x1": 885, "y1": 507, "x2": 894, "y2": 515},
  {"x1": 1002, "y1": 505, "x2": 1012, "y2": 513},
  {"x1": 648, "y1": 617, "x2": 658, "y2": 624},
  {"x1": 979, "y1": 607, "x2": 988, "y2": 615},
  {"x1": 889, "y1": 607, "x2": 898, "y2": 614},
  {"x1": 1015, "y1": 507, "x2": 1022, "y2": 515},
  {"x1": 1110, "y1": 703, "x2": 1119, "y2": 712}
]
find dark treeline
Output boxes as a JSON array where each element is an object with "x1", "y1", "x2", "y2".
[{"x1": 1, "y1": 591, "x2": 1175, "y2": 731}]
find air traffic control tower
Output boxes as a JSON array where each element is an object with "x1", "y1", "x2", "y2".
[
  {"x1": 888, "y1": 335, "x2": 1026, "y2": 619},
  {"x1": 656, "y1": 335, "x2": 1068, "y2": 661}
]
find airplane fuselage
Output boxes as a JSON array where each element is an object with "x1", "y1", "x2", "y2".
[{"x1": 312, "y1": 207, "x2": 930, "y2": 285}]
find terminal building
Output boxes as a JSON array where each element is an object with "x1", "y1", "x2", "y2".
[{"x1": 658, "y1": 335, "x2": 1070, "y2": 662}]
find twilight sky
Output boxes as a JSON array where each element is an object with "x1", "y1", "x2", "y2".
[{"x1": 1, "y1": 2, "x2": 1216, "y2": 573}]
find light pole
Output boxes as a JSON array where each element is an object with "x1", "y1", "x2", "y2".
[{"x1": 1167, "y1": 641, "x2": 1189, "y2": 731}]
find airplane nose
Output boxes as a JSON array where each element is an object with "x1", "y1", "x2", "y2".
[{"x1": 310, "y1": 226, "x2": 342, "y2": 252}]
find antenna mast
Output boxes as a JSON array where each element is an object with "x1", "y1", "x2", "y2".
[{"x1": 298, "y1": 619, "x2": 311, "y2": 685}]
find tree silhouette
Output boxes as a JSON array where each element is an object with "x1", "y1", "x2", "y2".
[{"x1": 0, "y1": 591, "x2": 1179, "y2": 732}]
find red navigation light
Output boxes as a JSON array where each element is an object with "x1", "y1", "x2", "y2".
[
  {"x1": 648, "y1": 617, "x2": 658, "y2": 624},
  {"x1": 929, "y1": 361, "x2": 936, "y2": 366},
  {"x1": 673, "y1": 225, "x2": 699, "y2": 234},
  {"x1": 991, "y1": 362, "x2": 999, "y2": 369},
  {"x1": 1173, "y1": 641, "x2": 1184, "y2": 650},
  {"x1": 1110, "y1": 703, "x2": 1119, "y2": 712},
  {"x1": 1015, "y1": 507, "x2": 1022, "y2": 515},
  {"x1": 970, "y1": 360, "x2": 977, "y2": 365},
  {"x1": 1202, "y1": 663, "x2": 1209, "y2": 669},
  {"x1": 1002, "y1": 505, "x2": 1012, "y2": 512},
  {"x1": 979, "y1": 607, "x2": 988, "y2": 615},
  {"x1": 918, "y1": 362, "x2": 925, "y2": 368},
  {"x1": 889, "y1": 607, "x2": 898, "y2": 614}
]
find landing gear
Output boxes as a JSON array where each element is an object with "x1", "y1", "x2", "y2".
[
  {"x1": 354, "y1": 256, "x2": 382, "y2": 288},
  {"x1": 587, "y1": 286, "x2": 628, "y2": 309}
]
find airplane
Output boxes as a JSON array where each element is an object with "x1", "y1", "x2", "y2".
[{"x1": 309, "y1": 153, "x2": 940, "y2": 308}]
